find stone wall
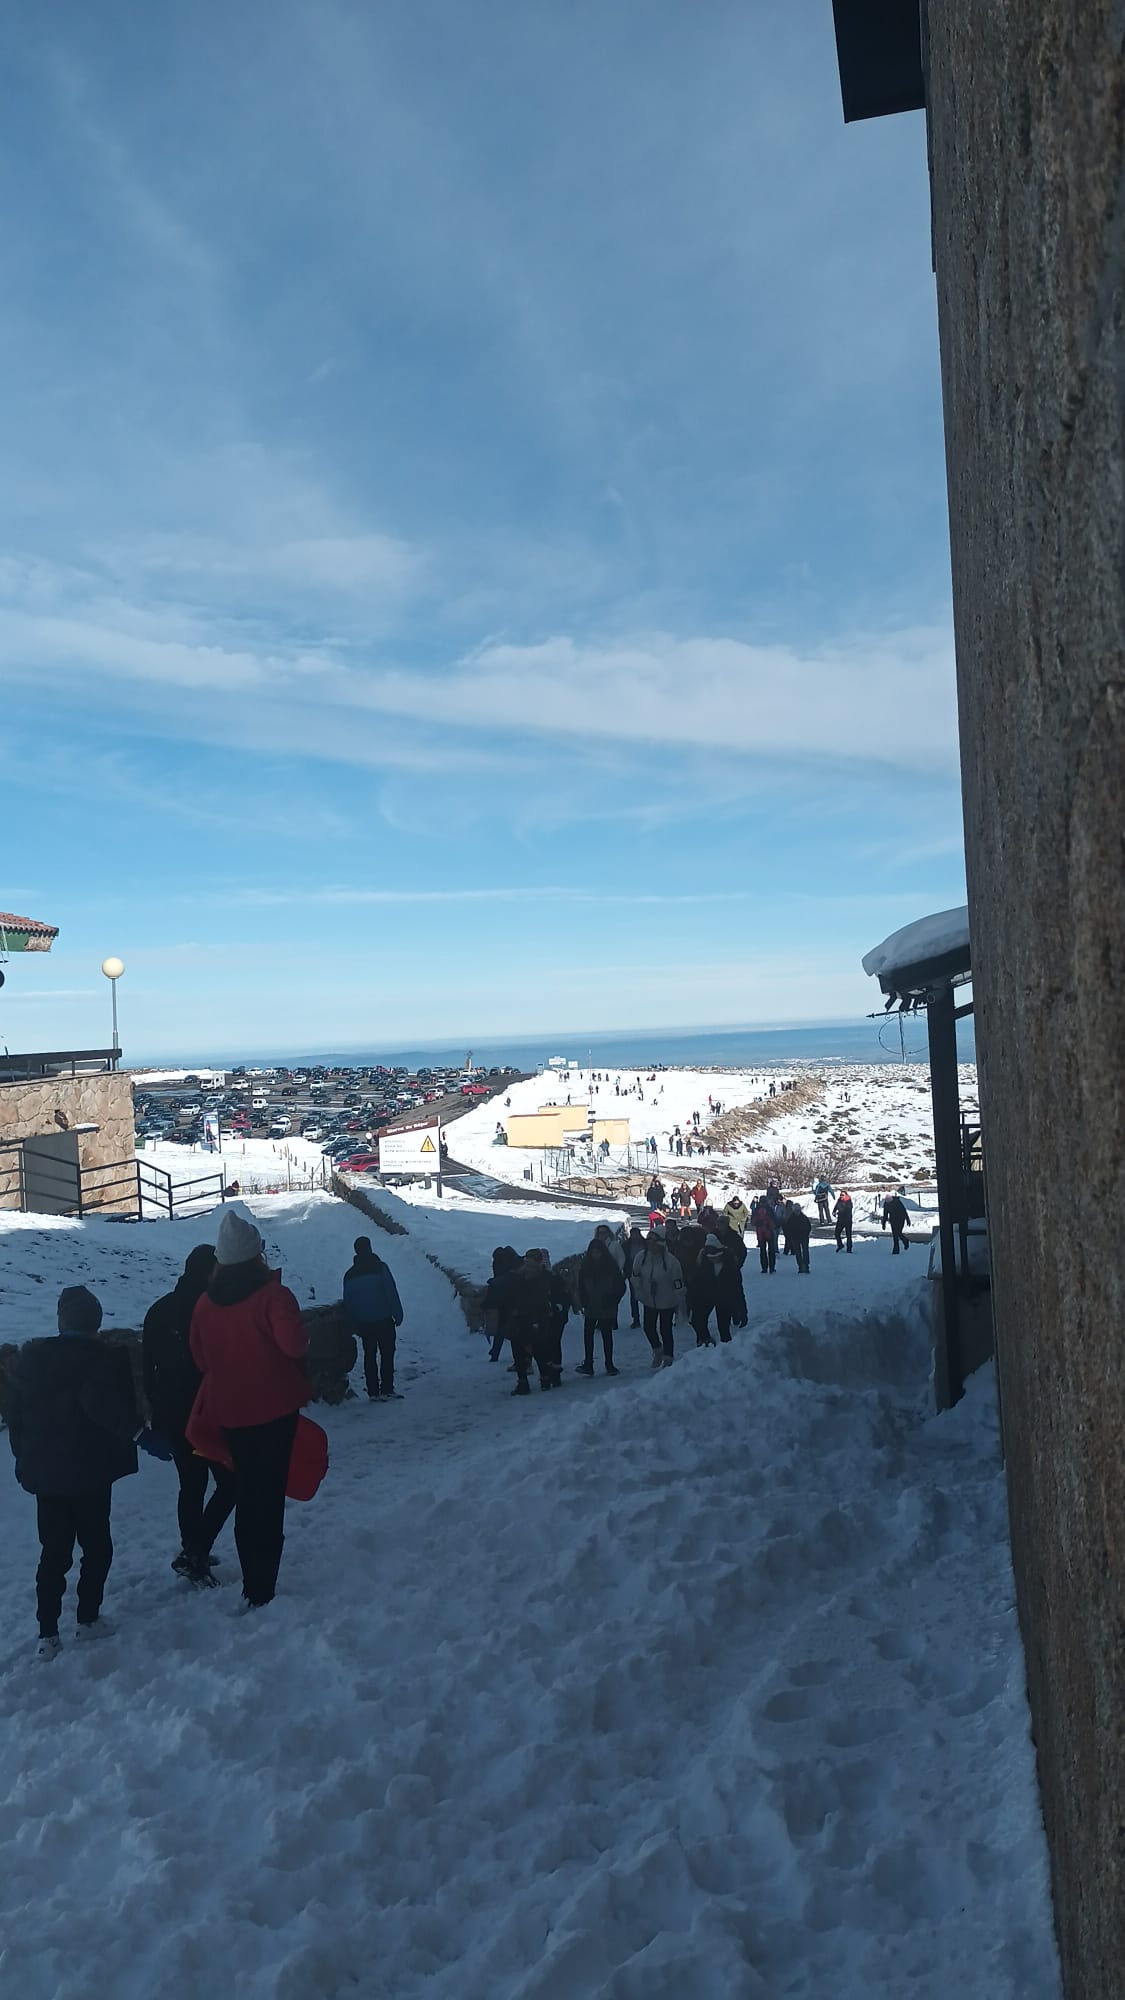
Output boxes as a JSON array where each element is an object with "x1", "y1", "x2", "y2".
[
  {"x1": 0, "y1": 1072, "x2": 136, "y2": 1214},
  {"x1": 925, "y1": 4, "x2": 1124, "y2": 1992}
]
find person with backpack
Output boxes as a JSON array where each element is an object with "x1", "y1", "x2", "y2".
[
  {"x1": 881, "y1": 1193, "x2": 911, "y2": 1254},
  {"x1": 784, "y1": 1201, "x2": 812, "y2": 1275},
  {"x1": 715, "y1": 1218, "x2": 749, "y2": 1327},
  {"x1": 8, "y1": 1285, "x2": 171, "y2": 1659},
  {"x1": 685, "y1": 1230, "x2": 718, "y2": 1346},
  {"x1": 834, "y1": 1190, "x2": 855, "y2": 1254},
  {"x1": 507, "y1": 1249, "x2": 561, "y2": 1394},
  {"x1": 483, "y1": 1245, "x2": 522, "y2": 1362},
  {"x1": 812, "y1": 1178, "x2": 835, "y2": 1226},
  {"x1": 143, "y1": 1243, "x2": 235, "y2": 1585},
  {"x1": 577, "y1": 1236, "x2": 627, "y2": 1376},
  {"x1": 751, "y1": 1195, "x2": 779, "y2": 1274},
  {"x1": 342, "y1": 1236, "x2": 405, "y2": 1399},
  {"x1": 188, "y1": 1209, "x2": 310, "y2": 1609},
  {"x1": 629, "y1": 1224, "x2": 685, "y2": 1368}
]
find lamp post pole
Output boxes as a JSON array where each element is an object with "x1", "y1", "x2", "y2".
[{"x1": 101, "y1": 957, "x2": 125, "y2": 1069}]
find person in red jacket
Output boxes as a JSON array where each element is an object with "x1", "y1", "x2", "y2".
[{"x1": 189, "y1": 1209, "x2": 309, "y2": 1609}]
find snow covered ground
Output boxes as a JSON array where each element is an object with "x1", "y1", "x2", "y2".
[
  {"x1": 138, "y1": 1134, "x2": 332, "y2": 1199},
  {"x1": 0, "y1": 1188, "x2": 1057, "y2": 1998},
  {"x1": 448, "y1": 1063, "x2": 979, "y2": 1205}
]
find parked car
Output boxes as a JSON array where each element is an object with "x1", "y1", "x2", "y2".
[{"x1": 338, "y1": 1152, "x2": 380, "y2": 1172}]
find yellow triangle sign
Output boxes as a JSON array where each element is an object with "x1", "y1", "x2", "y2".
[{"x1": 420, "y1": 1134, "x2": 436, "y2": 1153}]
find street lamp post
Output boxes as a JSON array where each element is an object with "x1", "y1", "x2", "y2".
[{"x1": 101, "y1": 957, "x2": 125, "y2": 1068}]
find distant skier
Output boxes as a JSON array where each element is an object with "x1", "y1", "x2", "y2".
[
  {"x1": 834, "y1": 1190, "x2": 854, "y2": 1254},
  {"x1": 882, "y1": 1193, "x2": 911, "y2": 1254}
]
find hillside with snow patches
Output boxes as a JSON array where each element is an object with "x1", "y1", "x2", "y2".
[{"x1": 0, "y1": 1078, "x2": 1057, "y2": 1998}]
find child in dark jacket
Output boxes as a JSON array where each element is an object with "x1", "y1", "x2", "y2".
[
  {"x1": 8, "y1": 1285, "x2": 170, "y2": 1658},
  {"x1": 342, "y1": 1237, "x2": 405, "y2": 1400}
]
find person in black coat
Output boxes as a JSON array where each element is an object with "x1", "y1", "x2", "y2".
[
  {"x1": 483, "y1": 1245, "x2": 522, "y2": 1363},
  {"x1": 834, "y1": 1190, "x2": 854, "y2": 1253},
  {"x1": 142, "y1": 1244, "x2": 235, "y2": 1582},
  {"x1": 715, "y1": 1219, "x2": 749, "y2": 1325},
  {"x1": 576, "y1": 1238, "x2": 626, "y2": 1375},
  {"x1": 507, "y1": 1250, "x2": 562, "y2": 1394},
  {"x1": 882, "y1": 1193, "x2": 911, "y2": 1253},
  {"x1": 8, "y1": 1286, "x2": 169, "y2": 1657},
  {"x1": 623, "y1": 1225, "x2": 645, "y2": 1327},
  {"x1": 783, "y1": 1202, "x2": 812, "y2": 1274}
]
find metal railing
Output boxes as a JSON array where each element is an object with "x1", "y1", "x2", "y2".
[
  {"x1": 0, "y1": 1048, "x2": 120, "y2": 1084},
  {"x1": 0, "y1": 1140, "x2": 227, "y2": 1220}
]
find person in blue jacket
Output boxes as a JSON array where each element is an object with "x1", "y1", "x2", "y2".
[{"x1": 342, "y1": 1237, "x2": 405, "y2": 1401}]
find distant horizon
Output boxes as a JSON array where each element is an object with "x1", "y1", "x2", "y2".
[{"x1": 126, "y1": 1013, "x2": 971, "y2": 1071}]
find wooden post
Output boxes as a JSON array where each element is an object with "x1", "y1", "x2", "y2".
[{"x1": 928, "y1": 982, "x2": 965, "y2": 1407}]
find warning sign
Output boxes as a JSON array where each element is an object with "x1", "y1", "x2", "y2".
[{"x1": 378, "y1": 1122, "x2": 442, "y2": 1175}]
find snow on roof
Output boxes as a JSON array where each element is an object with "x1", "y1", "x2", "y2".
[{"x1": 862, "y1": 906, "x2": 970, "y2": 983}]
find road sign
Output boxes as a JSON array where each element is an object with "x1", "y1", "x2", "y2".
[{"x1": 379, "y1": 1122, "x2": 442, "y2": 1175}]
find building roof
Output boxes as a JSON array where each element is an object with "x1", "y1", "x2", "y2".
[
  {"x1": 862, "y1": 906, "x2": 971, "y2": 1002},
  {"x1": 0, "y1": 911, "x2": 59, "y2": 952},
  {"x1": 831, "y1": 0, "x2": 926, "y2": 123}
]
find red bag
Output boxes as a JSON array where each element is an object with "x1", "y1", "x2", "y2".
[{"x1": 286, "y1": 1414, "x2": 328, "y2": 1500}]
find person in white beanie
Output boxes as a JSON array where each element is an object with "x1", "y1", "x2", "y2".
[{"x1": 188, "y1": 1208, "x2": 310, "y2": 1608}]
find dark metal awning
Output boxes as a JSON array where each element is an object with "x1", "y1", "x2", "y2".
[
  {"x1": 831, "y1": 0, "x2": 926, "y2": 123},
  {"x1": 862, "y1": 906, "x2": 971, "y2": 1009}
]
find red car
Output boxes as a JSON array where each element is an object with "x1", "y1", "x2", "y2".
[{"x1": 338, "y1": 1152, "x2": 380, "y2": 1172}]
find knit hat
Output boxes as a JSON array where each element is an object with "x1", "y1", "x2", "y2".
[
  {"x1": 57, "y1": 1285, "x2": 103, "y2": 1334},
  {"x1": 651, "y1": 1222, "x2": 666, "y2": 1240},
  {"x1": 214, "y1": 1208, "x2": 264, "y2": 1266}
]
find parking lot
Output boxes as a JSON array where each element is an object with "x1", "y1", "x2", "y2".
[{"x1": 131, "y1": 1061, "x2": 519, "y2": 1169}]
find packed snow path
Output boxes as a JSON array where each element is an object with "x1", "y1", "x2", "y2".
[{"x1": 0, "y1": 1198, "x2": 1057, "y2": 1998}]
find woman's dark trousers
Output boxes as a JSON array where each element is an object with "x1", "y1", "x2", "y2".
[
  {"x1": 582, "y1": 1316, "x2": 615, "y2": 1369},
  {"x1": 643, "y1": 1306, "x2": 674, "y2": 1359},
  {"x1": 172, "y1": 1434, "x2": 236, "y2": 1560},
  {"x1": 690, "y1": 1305, "x2": 714, "y2": 1347},
  {"x1": 224, "y1": 1412, "x2": 299, "y2": 1606}
]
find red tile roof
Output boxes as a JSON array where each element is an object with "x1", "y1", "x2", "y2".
[{"x1": 0, "y1": 912, "x2": 59, "y2": 938}]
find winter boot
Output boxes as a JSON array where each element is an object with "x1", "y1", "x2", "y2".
[
  {"x1": 37, "y1": 1635, "x2": 62, "y2": 1662},
  {"x1": 512, "y1": 1378, "x2": 531, "y2": 1396}
]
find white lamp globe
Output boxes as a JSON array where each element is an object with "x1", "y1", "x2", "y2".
[{"x1": 101, "y1": 956, "x2": 125, "y2": 980}]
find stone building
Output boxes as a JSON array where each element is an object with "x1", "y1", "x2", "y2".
[
  {"x1": 832, "y1": 6, "x2": 1124, "y2": 1993},
  {"x1": 0, "y1": 911, "x2": 136, "y2": 1215}
]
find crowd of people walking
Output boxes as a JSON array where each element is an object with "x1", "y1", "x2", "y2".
[{"x1": 7, "y1": 1168, "x2": 914, "y2": 1653}]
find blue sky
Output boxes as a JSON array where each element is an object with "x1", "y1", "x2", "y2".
[{"x1": 0, "y1": 1, "x2": 963, "y2": 1059}]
